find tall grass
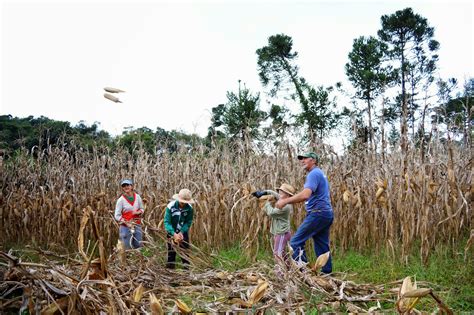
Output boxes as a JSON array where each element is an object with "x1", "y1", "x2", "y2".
[{"x1": 0, "y1": 140, "x2": 471, "y2": 264}]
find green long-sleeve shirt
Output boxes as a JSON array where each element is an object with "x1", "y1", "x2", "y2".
[
  {"x1": 164, "y1": 200, "x2": 194, "y2": 235},
  {"x1": 263, "y1": 190, "x2": 293, "y2": 235}
]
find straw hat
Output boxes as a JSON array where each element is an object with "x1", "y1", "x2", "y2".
[
  {"x1": 172, "y1": 188, "x2": 195, "y2": 204},
  {"x1": 277, "y1": 183, "x2": 295, "y2": 196}
]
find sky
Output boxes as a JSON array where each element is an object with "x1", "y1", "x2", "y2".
[{"x1": 1, "y1": 0, "x2": 473, "y2": 138}]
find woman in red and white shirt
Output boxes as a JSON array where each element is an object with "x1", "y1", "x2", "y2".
[{"x1": 114, "y1": 179, "x2": 144, "y2": 249}]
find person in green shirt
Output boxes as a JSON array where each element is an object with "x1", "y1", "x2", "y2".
[
  {"x1": 164, "y1": 188, "x2": 195, "y2": 269},
  {"x1": 252, "y1": 183, "x2": 295, "y2": 274}
]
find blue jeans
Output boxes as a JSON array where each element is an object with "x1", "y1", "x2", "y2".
[
  {"x1": 290, "y1": 211, "x2": 333, "y2": 274},
  {"x1": 119, "y1": 225, "x2": 142, "y2": 249}
]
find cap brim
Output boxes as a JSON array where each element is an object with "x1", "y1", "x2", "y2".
[{"x1": 297, "y1": 155, "x2": 306, "y2": 160}]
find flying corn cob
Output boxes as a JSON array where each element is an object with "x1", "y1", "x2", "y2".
[
  {"x1": 104, "y1": 87, "x2": 125, "y2": 93},
  {"x1": 104, "y1": 93, "x2": 122, "y2": 103}
]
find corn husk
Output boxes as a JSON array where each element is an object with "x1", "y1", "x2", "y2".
[
  {"x1": 312, "y1": 251, "x2": 330, "y2": 272},
  {"x1": 149, "y1": 293, "x2": 164, "y2": 315},
  {"x1": 403, "y1": 288, "x2": 432, "y2": 298},
  {"x1": 376, "y1": 187, "x2": 384, "y2": 199},
  {"x1": 175, "y1": 299, "x2": 192, "y2": 314},
  {"x1": 133, "y1": 284, "x2": 145, "y2": 302},
  {"x1": 343, "y1": 190, "x2": 351, "y2": 204},
  {"x1": 248, "y1": 280, "x2": 269, "y2": 305},
  {"x1": 397, "y1": 276, "x2": 419, "y2": 313}
]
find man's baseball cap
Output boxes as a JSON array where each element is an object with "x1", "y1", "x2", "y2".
[{"x1": 297, "y1": 152, "x2": 319, "y2": 162}]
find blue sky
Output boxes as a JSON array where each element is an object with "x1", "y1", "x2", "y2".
[{"x1": 1, "y1": 0, "x2": 472, "y2": 137}]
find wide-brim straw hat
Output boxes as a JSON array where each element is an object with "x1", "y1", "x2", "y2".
[
  {"x1": 172, "y1": 188, "x2": 196, "y2": 204},
  {"x1": 277, "y1": 183, "x2": 295, "y2": 196}
]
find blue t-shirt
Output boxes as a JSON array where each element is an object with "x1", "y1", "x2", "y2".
[{"x1": 304, "y1": 167, "x2": 333, "y2": 216}]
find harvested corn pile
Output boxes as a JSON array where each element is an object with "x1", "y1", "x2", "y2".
[
  {"x1": 0, "y1": 249, "x2": 371, "y2": 313},
  {"x1": 0, "y1": 248, "x2": 451, "y2": 313}
]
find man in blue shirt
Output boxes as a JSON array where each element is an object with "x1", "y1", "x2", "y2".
[{"x1": 275, "y1": 152, "x2": 334, "y2": 274}]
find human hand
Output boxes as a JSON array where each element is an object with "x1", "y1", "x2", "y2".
[
  {"x1": 251, "y1": 190, "x2": 268, "y2": 198},
  {"x1": 173, "y1": 232, "x2": 183, "y2": 243},
  {"x1": 173, "y1": 233, "x2": 180, "y2": 243},
  {"x1": 275, "y1": 199, "x2": 286, "y2": 209},
  {"x1": 132, "y1": 209, "x2": 142, "y2": 216}
]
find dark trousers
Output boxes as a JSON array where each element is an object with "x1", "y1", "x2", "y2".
[
  {"x1": 166, "y1": 232, "x2": 190, "y2": 268},
  {"x1": 290, "y1": 211, "x2": 333, "y2": 274}
]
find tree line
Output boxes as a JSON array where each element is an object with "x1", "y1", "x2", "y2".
[{"x1": 1, "y1": 7, "x2": 472, "y2": 157}]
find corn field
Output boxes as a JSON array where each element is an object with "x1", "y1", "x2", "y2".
[{"x1": 0, "y1": 141, "x2": 472, "y2": 263}]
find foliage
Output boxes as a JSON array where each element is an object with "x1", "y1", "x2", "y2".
[
  {"x1": 256, "y1": 34, "x2": 305, "y2": 103},
  {"x1": 377, "y1": 7, "x2": 440, "y2": 153},
  {"x1": 295, "y1": 85, "x2": 340, "y2": 142},
  {"x1": 345, "y1": 36, "x2": 394, "y2": 102},
  {"x1": 208, "y1": 82, "x2": 266, "y2": 143},
  {"x1": 0, "y1": 115, "x2": 204, "y2": 158},
  {"x1": 0, "y1": 115, "x2": 110, "y2": 153},
  {"x1": 345, "y1": 36, "x2": 396, "y2": 151},
  {"x1": 256, "y1": 34, "x2": 341, "y2": 143},
  {"x1": 262, "y1": 103, "x2": 291, "y2": 143},
  {"x1": 333, "y1": 245, "x2": 474, "y2": 312},
  {"x1": 432, "y1": 78, "x2": 473, "y2": 144}
]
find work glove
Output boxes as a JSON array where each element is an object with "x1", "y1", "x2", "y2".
[{"x1": 251, "y1": 190, "x2": 268, "y2": 198}]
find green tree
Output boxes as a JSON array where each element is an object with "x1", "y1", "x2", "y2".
[
  {"x1": 0, "y1": 115, "x2": 112, "y2": 154},
  {"x1": 264, "y1": 104, "x2": 291, "y2": 141},
  {"x1": 118, "y1": 127, "x2": 156, "y2": 154},
  {"x1": 208, "y1": 82, "x2": 266, "y2": 143},
  {"x1": 256, "y1": 34, "x2": 308, "y2": 107},
  {"x1": 378, "y1": 7, "x2": 440, "y2": 159},
  {"x1": 257, "y1": 34, "x2": 340, "y2": 144},
  {"x1": 345, "y1": 36, "x2": 396, "y2": 152},
  {"x1": 339, "y1": 105, "x2": 370, "y2": 152},
  {"x1": 296, "y1": 85, "x2": 340, "y2": 143},
  {"x1": 406, "y1": 32, "x2": 439, "y2": 153},
  {"x1": 433, "y1": 78, "x2": 473, "y2": 146}
]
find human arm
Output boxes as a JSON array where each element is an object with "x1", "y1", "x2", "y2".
[
  {"x1": 264, "y1": 201, "x2": 289, "y2": 216},
  {"x1": 179, "y1": 207, "x2": 193, "y2": 233},
  {"x1": 275, "y1": 188, "x2": 312, "y2": 209},
  {"x1": 163, "y1": 207, "x2": 175, "y2": 235},
  {"x1": 114, "y1": 198, "x2": 123, "y2": 221},
  {"x1": 133, "y1": 195, "x2": 145, "y2": 215},
  {"x1": 264, "y1": 190, "x2": 279, "y2": 199}
]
